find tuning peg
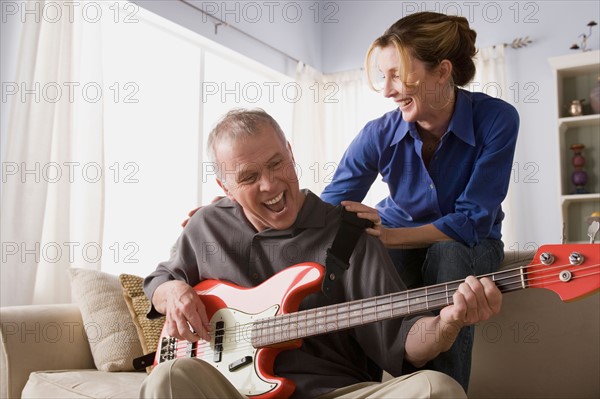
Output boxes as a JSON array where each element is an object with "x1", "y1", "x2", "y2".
[
  {"x1": 540, "y1": 252, "x2": 555, "y2": 265},
  {"x1": 569, "y1": 252, "x2": 584, "y2": 265}
]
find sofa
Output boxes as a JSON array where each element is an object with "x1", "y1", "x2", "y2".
[{"x1": 1, "y1": 248, "x2": 599, "y2": 399}]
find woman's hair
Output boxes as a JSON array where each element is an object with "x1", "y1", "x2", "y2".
[
  {"x1": 207, "y1": 108, "x2": 287, "y2": 179},
  {"x1": 366, "y1": 12, "x2": 477, "y2": 90}
]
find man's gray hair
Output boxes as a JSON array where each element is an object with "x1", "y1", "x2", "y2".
[{"x1": 207, "y1": 108, "x2": 288, "y2": 181}]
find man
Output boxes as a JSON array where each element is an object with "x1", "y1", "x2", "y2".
[{"x1": 141, "y1": 108, "x2": 501, "y2": 398}]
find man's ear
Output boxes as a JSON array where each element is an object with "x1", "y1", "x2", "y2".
[
  {"x1": 287, "y1": 141, "x2": 295, "y2": 163},
  {"x1": 217, "y1": 179, "x2": 235, "y2": 202}
]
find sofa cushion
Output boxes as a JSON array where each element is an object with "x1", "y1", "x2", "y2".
[
  {"x1": 119, "y1": 273, "x2": 165, "y2": 369},
  {"x1": 21, "y1": 370, "x2": 146, "y2": 398},
  {"x1": 69, "y1": 268, "x2": 144, "y2": 372}
]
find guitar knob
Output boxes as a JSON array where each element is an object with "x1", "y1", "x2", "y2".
[
  {"x1": 540, "y1": 252, "x2": 554, "y2": 265},
  {"x1": 559, "y1": 270, "x2": 573, "y2": 282},
  {"x1": 569, "y1": 252, "x2": 584, "y2": 265}
]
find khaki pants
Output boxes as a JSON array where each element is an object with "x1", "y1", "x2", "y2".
[{"x1": 139, "y1": 358, "x2": 467, "y2": 399}]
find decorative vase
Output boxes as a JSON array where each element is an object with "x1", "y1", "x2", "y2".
[
  {"x1": 590, "y1": 76, "x2": 600, "y2": 114},
  {"x1": 569, "y1": 99, "x2": 585, "y2": 116},
  {"x1": 570, "y1": 143, "x2": 588, "y2": 194}
]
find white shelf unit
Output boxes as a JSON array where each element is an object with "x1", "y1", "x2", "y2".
[{"x1": 549, "y1": 51, "x2": 600, "y2": 243}]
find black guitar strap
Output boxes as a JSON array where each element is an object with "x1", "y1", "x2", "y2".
[
  {"x1": 133, "y1": 352, "x2": 155, "y2": 370},
  {"x1": 322, "y1": 207, "x2": 374, "y2": 297}
]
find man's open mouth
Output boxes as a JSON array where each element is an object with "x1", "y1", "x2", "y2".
[{"x1": 263, "y1": 191, "x2": 285, "y2": 213}]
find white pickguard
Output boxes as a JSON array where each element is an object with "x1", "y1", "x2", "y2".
[{"x1": 204, "y1": 305, "x2": 280, "y2": 397}]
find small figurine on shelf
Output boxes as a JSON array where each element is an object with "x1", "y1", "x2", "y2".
[
  {"x1": 568, "y1": 99, "x2": 586, "y2": 116},
  {"x1": 570, "y1": 143, "x2": 588, "y2": 194},
  {"x1": 586, "y1": 212, "x2": 600, "y2": 243},
  {"x1": 587, "y1": 211, "x2": 600, "y2": 225},
  {"x1": 570, "y1": 20, "x2": 597, "y2": 51}
]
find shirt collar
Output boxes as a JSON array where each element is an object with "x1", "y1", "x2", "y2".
[
  {"x1": 448, "y1": 89, "x2": 476, "y2": 146},
  {"x1": 390, "y1": 88, "x2": 476, "y2": 147}
]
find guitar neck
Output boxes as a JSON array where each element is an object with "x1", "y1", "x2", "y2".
[{"x1": 251, "y1": 266, "x2": 527, "y2": 348}]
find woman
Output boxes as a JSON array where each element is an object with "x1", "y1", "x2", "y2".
[{"x1": 320, "y1": 12, "x2": 519, "y2": 391}]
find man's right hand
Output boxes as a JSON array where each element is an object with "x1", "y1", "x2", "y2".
[{"x1": 152, "y1": 280, "x2": 211, "y2": 342}]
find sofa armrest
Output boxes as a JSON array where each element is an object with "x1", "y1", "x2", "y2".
[
  {"x1": 1, "y1": 304, "x2": 95, "y2": 399},
  {"x1": 470, "y1": 248, "x2": 600, "y2": 398}
]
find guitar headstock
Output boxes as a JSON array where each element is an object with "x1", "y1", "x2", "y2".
[{"x1": 528, "y1": 244, "x2": 600, "y2": 301}]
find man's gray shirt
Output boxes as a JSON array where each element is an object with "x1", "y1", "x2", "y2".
[{"x1": 144, "y1": 190, "x2": 422, "y2": 398}]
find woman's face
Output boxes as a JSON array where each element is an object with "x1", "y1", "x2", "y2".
[{"x1": 377, "y1": 45, "x2": 453, "y2": 124}]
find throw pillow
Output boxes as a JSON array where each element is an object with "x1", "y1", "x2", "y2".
[
  {"x1": 119, "y1": 274, "x2": 164, "y2": 358},
  {"x1": 68, "y1": 268, "x2": 144, "y2": 372}
]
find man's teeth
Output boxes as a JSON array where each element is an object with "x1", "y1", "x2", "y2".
[
  {"x1": 264, "y1": 192, "x2": 284, "y2": 205},
  {"x1": 399, "y1": 98, "x2": 412, "y2": 106}
]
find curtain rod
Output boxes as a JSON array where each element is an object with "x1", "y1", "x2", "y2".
[
  {"x1": 178, "y1": 0, "x2": 300, "y2": 64},
  {"x1": 178, "y1": 1, "x2": 531, "y2": 63}
]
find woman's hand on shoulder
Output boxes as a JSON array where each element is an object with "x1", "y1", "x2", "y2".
[
  {"x1": 341, "y1": 201, "x2": 388, "y2": 241},
  {"x1": 181, "y1": 196, "x2": 224, "y2": 227}
]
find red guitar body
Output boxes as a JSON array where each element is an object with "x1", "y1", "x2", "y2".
[{"x1": 155, "y1": 263, "x2": 324, "y2": 399}]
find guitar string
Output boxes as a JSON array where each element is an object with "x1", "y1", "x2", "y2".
[
  {"x1": 166, "y1": 264, "x2": 600, "y2": 358},
  {"x1": 203, "y1": 261, "x2": 596, "y2": 337},
  {"x1": 168, "y1": 264, "x2": 600, "y2": 356},
  {"x1": 170, "y1": 270, "x2": 600, "y2": 360},
  {"x1": 169, "y1": 270, "x2": 600, "y2": 363},
  {"x1": 170, "y1": 269, "x2": 600, "y2": 358},
  {"x1": 169, "y1": 265, "x2": 600, "y2": 357}
]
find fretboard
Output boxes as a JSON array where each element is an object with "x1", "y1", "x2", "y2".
[{"x1": 251, "y1": 266, "x2": 526, "y2": 348}]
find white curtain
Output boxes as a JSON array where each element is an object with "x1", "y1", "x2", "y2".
[
  {"x1": 292, "y1": 64, "x2": 392, "y2": 201},
  {"x1": 1, "y1": 0, "x2": 105, "y2": 307},
  {"x1": 291, "y1": 63, "x2": 327, "y2": 194},
  {"x1": 471, "y1": 46, "x2": 517, "y2": 248}
]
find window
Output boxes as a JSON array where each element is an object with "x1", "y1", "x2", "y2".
[
  {"x1": 201, "y1": 51, "x2": 294, "y2": 203},
  {"x1": 100, "y1": 4, "x2": 292, "y2": 276}
]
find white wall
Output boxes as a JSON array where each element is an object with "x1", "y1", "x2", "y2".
[{"x1": 321, "y1": 1, "x2": 600, "y2": 73}]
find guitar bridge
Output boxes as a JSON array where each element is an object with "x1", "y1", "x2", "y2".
[{"x1": 159, "y1": 336, "x2": 178, "y2": 363}]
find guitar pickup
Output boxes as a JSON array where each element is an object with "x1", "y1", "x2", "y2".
[
  {"x1": 213, "y1": 321, "x2": 225, "y2": 363},
  {"x1": 228, "y1": 356, "x2": 253, "y2": 372},
  {"x1": 185, "y1": 342, "x2": 196, "y2": 358}
]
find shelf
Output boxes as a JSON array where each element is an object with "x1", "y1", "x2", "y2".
[
  {"x1": 558, "y1": 123, "x2": 599, "y2": 196},
  {"x1": 562, "y1": 193, "x2": 600, "y2": 203},
  {"x1": 551, "y1": 51, "x2": 600, "y2": 243},
  {"x1": 550, "y1": 52, "x2": 600, "y2": 118},
  {"x1": 559, "y1": 114, "x2": 600, "y2": 128},
  {"x1": 549, "y1": 51, "x2": 600, "y2": 75},
  {"x1": 561, "y1": 198, "x2": 600, "y2": 243}
]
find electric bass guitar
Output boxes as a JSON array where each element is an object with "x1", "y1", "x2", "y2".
[{"x1": 153, "y1": 244, "x2": 599, "y2": 399}]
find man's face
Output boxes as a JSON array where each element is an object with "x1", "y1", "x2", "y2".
[{"x1": 215, "y1": 124, "x2": 305, "y2": 232}]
